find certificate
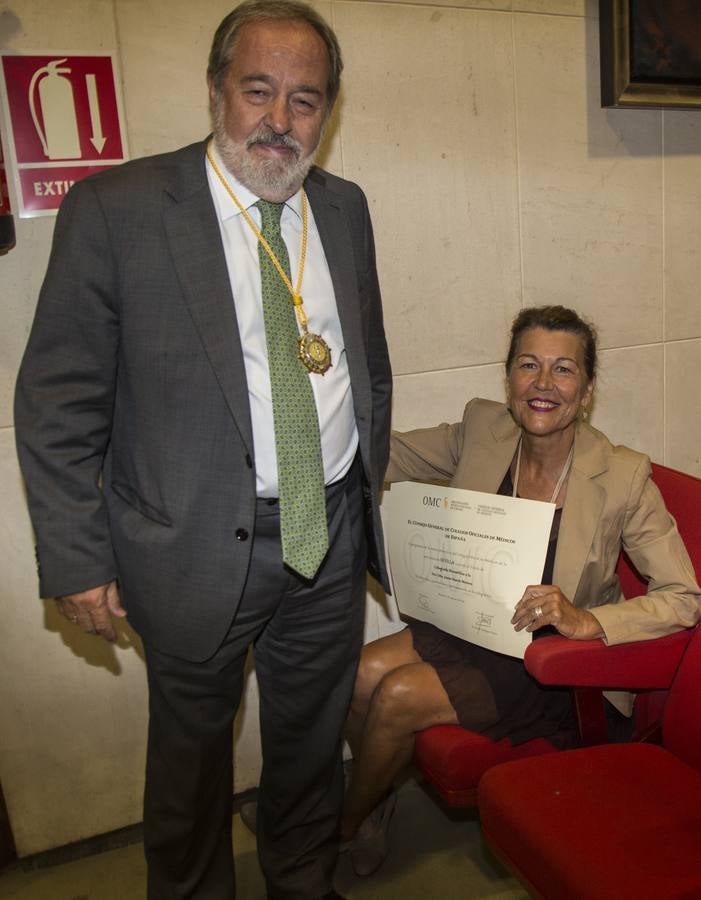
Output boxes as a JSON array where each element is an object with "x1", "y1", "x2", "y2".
[{"x1": 385, "y1": 482, "x2": 556, "y2": 658}]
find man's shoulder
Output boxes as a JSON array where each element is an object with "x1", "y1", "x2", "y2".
[
  {"x1": 305, "y1": 165, "x2": 367, "y2": 204},
  {"x1": 74, "y1": 139, "x2": 206, "y2": 197}
]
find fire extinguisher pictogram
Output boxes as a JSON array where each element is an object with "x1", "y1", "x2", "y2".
[{"x1": 29, "y1": 58, "x2": 81, "y2": 161}]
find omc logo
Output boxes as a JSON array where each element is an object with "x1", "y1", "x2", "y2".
[{"x1": 422, "y1": 495, "x2": 447, "y2": 508}]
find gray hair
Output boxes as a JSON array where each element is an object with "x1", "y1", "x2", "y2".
[{"x1": 208, "y1": 0, "x2": 343, "y2": 110}]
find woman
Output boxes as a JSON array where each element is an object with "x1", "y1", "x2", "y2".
[{"x1": 341, "y1": 305, "x2": 701, "y2": 876}]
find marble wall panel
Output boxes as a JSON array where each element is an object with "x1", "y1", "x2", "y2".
[
  {"x1": 0, "y1": 1, "x2": 117, "y2": 50},
  {"x1": 513, "y1": 0, "x2": 592, "y2": 16},
  {"x1": 590, "y1": 344, "x2": 664, "y2": 462},
  {"x1": 663, "y1": 112, "x2": 701, "y2": 343},
  {"x1": 114, "y1": 0, "x2": 232, "y2": 158},
  {"x1": 0, "y1": 430, "x2": 148, "y2": 854},
  {"x1": 232, "y1": 658, "x2": 263, "y2": 794},
  {"x1": 392, "y1": 361, "x2": 506, "y2": 432},
  {"x1": 333, "y1": 3, "x2": 521, "y2": 375},
  {"x1": 665, "y1": 338, "x2": 701, "y2": 478},
  {"x1": 514, "y1": 13, "x2": 663, "y2": 351}
]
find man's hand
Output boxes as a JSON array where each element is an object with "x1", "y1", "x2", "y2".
[
  {"x1": 55, "y1": 581, "x2": 126, "y2": 642},
  {"x1": 511, "y1": 584, "x2": 604, "y2": 641}
]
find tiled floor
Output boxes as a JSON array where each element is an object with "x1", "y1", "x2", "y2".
[{"x1": 0, "y1": 777, "x2": 528, "y2": 899}]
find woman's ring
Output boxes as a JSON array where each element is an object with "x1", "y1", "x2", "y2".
[{"x1": 534, "y1": 605, "x2": 543, "y2": 618}]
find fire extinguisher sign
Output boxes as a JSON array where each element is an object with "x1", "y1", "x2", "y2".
[{"x1": 0, "y1": 53, "x2": 129, "y2": 218}]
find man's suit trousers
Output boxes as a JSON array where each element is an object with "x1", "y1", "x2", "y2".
[{"x1": 142, "y1": 459, "x2": 367, "y2": 899}]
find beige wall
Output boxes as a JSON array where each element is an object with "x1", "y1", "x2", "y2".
[{"x1": 1, "y1": 0, "x2": 700, "y2": 855}]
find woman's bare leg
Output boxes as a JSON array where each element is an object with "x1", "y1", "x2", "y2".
[
  {"x1": 345, "y1": 628, "x2": 420, "y2": 759},
  {"x1": 341, "y1": 629, "x2": 458, "y2": 841}
]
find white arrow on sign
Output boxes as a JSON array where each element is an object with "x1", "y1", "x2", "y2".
[{"x1": 86, "y1": 74, "x2": 106, "y2": 154}]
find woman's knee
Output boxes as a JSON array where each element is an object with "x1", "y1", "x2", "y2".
[
  {"x1": 352, "y1": 644, "x2": 391, "y2": 713},
  {"x1": 369, "y1": 666, "x2": 426, "y2": 730},
  {"x1": 369, "y1": 663, "x2": 457, "y2": 733},
  {"x1": 352, "y1": 631, "x2": 416, "y2": 711}
]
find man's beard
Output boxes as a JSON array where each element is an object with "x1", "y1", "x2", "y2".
[{"x1": 211, "y1": 99, "x2": 321, "y2": 202}]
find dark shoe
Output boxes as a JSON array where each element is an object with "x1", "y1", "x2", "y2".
[
  {"x1": 238, "y1": 799, "x2": 257, "y2": 835},
  {"x1": 349, "y1": 791, "x2": 397, "y2": 877}
]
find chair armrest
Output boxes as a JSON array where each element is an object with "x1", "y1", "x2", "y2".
[{"x1": 524, "y1": 630, "x2": 693, "y2": 690}]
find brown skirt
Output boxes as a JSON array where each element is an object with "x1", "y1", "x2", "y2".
[{"x1": 407, "y1": 618, "x2": 577, "y2": 748}]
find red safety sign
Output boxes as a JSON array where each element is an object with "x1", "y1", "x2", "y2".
[{"x1": 0, "y1": 54, "x2": 128, "y2": 217}]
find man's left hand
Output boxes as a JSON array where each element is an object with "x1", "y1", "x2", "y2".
[
  {"x1": 55, "y1": 580, "x2": 126, "y2": 642},
  {"x1": 511, "y1": 584, "x2": 604, "y2": 640}
]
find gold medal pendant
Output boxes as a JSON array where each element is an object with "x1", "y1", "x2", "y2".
[
  {"x1": 299, "y1": 332, "x2": 332, "y2": 375},
  {"x1": 206, "y1": 147, "x2": 331, "y2": 375}
]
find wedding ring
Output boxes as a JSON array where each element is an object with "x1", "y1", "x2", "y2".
[{"x1": 534, "y1": 605, "x2": 543, "y2": 618}]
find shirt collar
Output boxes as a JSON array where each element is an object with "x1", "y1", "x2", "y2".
[{"x1": 206, "y1": 141, "x2": 303, "y2": 224}]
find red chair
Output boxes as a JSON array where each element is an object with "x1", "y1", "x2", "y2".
[
  {"x1": 478, "y1": 622, "x2": 701, "y2": 900},
  {"x1": 412, "y1": 463, "x2": 701, "y2": 807}
]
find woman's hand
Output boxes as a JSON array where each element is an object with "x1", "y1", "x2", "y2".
[{"x1": 511, "y1": 585, "x2": 604, "y2": 640}]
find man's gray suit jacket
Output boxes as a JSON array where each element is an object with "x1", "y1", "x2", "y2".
[{"x1": 15, "y1": 138, "x2": 392, "y2": 661}]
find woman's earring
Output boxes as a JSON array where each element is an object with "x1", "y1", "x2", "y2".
[{"x1": 580, "y1": 406, "x2": 589, "y2": 420}]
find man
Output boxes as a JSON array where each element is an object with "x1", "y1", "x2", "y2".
[{"x1": 14, "y1": 2, "x2": 392, "y2": 897}]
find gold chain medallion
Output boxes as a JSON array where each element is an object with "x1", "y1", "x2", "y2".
[
  {"x1": 207, "y1": 142, "x2": 332, "y2": 376},
  {"x1": 299, "y1": 332, "x2": 332, "y2": 374}
]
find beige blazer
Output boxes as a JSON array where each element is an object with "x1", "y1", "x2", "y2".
[{"x1": 387, "y1": 398, "x2": 701, "y2": 648}]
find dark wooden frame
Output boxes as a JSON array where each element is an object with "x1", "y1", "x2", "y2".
[{"x1": 600, "y1": 0, "x2": 701, "y2": 109}]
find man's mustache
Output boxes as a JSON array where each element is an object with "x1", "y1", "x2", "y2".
[{"x1": 246, "y1": 128, "x2": 301, "y2": 156}]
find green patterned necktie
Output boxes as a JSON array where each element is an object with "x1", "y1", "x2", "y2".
[{"x1": 255, "y1": 200, "x2": 329, "y2": 579}]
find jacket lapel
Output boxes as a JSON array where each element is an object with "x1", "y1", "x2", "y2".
[
  {"x1": 554, "y1": 423, "x2": 608, "y2": 604},
  {"x1": 305, "y1": 171, "x2": 372, "y2": 449},
  {"x1": 458, "y1": 407, "x2": 520, "y2": 493},
  {"x1": 162, "y1": 140, "x2": 254, "y2": 453}
]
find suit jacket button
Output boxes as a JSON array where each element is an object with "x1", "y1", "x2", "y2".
[{"x1": 235, "y1": 528, "x2": 249, "y2": 541}]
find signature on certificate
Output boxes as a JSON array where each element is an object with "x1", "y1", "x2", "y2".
[{"x1": 472, "y1": 611, "x2": 496, "y2": 633}]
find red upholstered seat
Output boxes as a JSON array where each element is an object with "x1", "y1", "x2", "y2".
[
  {"x1": 413, "y1": 463, "x2": 701, "y2": 808},
  {"x1": 479, "y1": 743, "x2": 701, "y2": 900},
  {"x1": 478, "y1": 622, "x2": 701, "y2": 899},
  {"x1": 413, "y1": 727, "x2": 555, "y2": 807}
]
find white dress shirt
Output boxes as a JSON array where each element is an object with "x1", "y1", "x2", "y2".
[{"x1": 206, "y1": 146, "x2": 358, "y2": 496}]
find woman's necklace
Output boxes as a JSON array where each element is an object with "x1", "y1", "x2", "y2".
[
  {"x1": 512, "y1": 439, "x2": 574, "y2": 504},
  {"x1": 206, "y1": 142, "x2": 332, "y2": 375}
]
